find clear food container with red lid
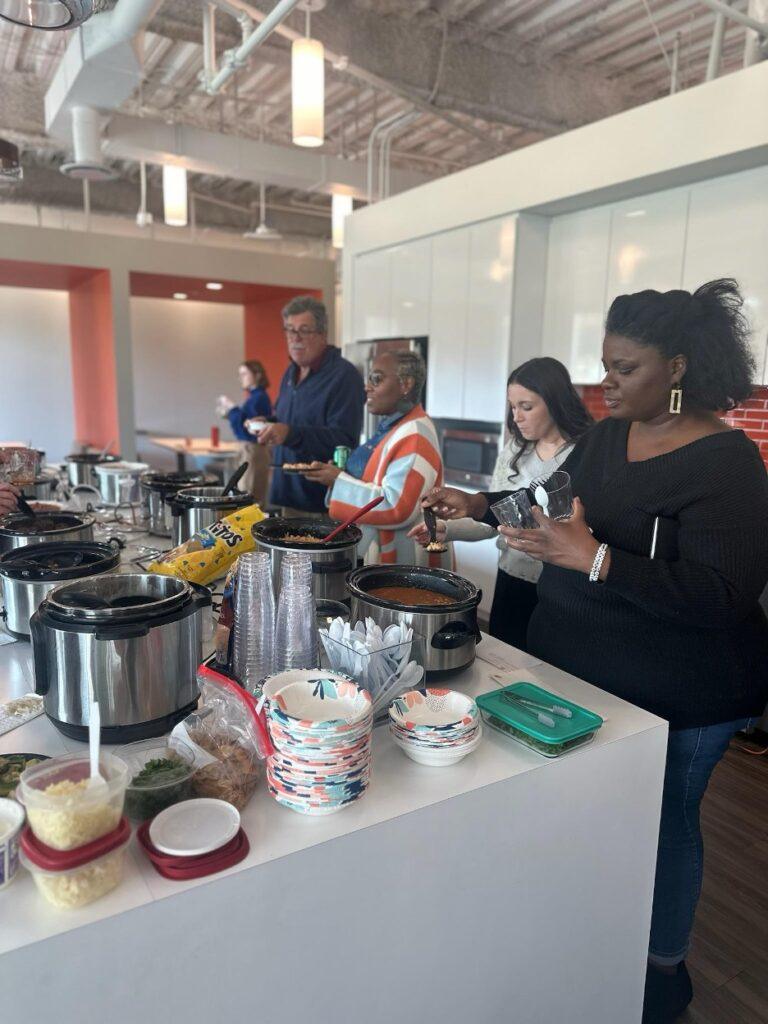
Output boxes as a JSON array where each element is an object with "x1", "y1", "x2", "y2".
[{"x1": 20, "y1": 817, "x2": 131, "y2": 909}]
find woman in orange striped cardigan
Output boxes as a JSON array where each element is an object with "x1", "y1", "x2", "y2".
[{"x1": 302, "y1": 351, "x2": 451, "y2": 568}]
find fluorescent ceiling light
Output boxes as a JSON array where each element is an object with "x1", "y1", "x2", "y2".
[
  {"x1": 163, "y1": 164, "x2": 188, "y2": 227},
  {"x1": 0, "y1": 0, "x2": 94, "y2": 29},
  {"x1": 331, "y1": 193, "x2": 353, "y2": 249},
  {"x1": 206, "y1": 282, "x2": 223, "y2": 291},
  {"x1": 173, "y1": 292, "x2": 188, "y2": 300}
]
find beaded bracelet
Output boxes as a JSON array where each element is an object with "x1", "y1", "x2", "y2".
[{"x1": 589, "y1": 542, "x2": 608, "y2": 583}]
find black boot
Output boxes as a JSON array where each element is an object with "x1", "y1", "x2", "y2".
[{"x1": 642, "y1": 961, "x2": 693, "y2": 1023}]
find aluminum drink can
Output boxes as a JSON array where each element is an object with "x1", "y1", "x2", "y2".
[{"x1": 333, "y1": 446, "x2": 351, "y2": 469}]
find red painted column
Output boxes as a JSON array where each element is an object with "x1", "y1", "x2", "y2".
[{"x1": 68, "y1": 270, "x2": 120, "y2": 452}]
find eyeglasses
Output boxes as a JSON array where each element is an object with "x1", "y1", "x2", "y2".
[
  {"x1": 284, "y1": 326, "x2": 319, "y2": 339},
  {"x1": 367, "y1": 371, "x2": 389, "y2": 387}
]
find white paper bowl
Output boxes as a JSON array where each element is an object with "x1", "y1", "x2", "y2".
[
  {"x1": 270, "y1": 675, "x2": 372, "y2": 731},
  {"x1": 391, "y1": 726, "x2": 483, "y2": 767},
  {"x1": 388, "y1": 688, "x2": 478, "y2": 732}
]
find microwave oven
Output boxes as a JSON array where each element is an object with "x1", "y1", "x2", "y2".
[{"x1": 439, "y1": 425, "x2": 502, "y2": 489}]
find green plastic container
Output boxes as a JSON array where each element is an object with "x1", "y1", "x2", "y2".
[{"x1": 476, "y1": 682, "x2": 603, "y2": 757}]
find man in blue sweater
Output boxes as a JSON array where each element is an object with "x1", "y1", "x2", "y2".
[{"x1": 257, "y1": 296, "x2": 365, "y2": 514}]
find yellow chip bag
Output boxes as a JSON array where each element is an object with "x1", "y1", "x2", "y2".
[{"x1": 149, "y1": 504, "x2": 267, "y2": 585}]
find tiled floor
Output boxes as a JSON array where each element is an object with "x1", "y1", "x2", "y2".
[{"x1": 681, "y1": 737, "x2": 768, "y2": 1024}]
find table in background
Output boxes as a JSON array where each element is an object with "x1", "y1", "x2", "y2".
[{"x1": 148, "y1": 436, "x2": 241, "y2": 475}]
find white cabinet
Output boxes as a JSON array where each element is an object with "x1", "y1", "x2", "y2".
[
  {"x1": 542, "y1": 207, "x2": 611, "y2": 384},
  {"x1": 463, "y1": 217, "x2": 516, "y2": 422},
  {"x1": 426, "y1": 227, "x2": 470, "y2": 418},
  {"x1": 389, "y1": 238, "x2": 431, "y2": 337},
  {"x1": 606, "y1": 188, "x2": 688, "y2": 299},
  {"x1": 683, "y1": 166, "x2": 768, "y2": 383},
  {"x1": 351, "y1": 249, "x2": 391, "y2": 340}
]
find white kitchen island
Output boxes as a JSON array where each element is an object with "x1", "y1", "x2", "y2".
[{"x1": 1, "y1": 626, "x2": 667, "y2": 1024}]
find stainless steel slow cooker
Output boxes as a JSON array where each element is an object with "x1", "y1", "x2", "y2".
[
  {"x1": 0, "y1": 511, "x2": 95, "y2": 555},
  {"x1": 66, "y1": 452, "x2": 121, "y2": 488},
  {"x1": 21, "y1": 474, "x2": 58, "y2": 504},
  {"x1": 94, "y1": 461, "x2": 149, "y2": 504},
  {"x1": 346, "y1": 565, "x2": 482, "y2": 676},
  {"x1": 170, "y1": 486, "x2": 252, "y2": 546},
  {"x1": 30, "y1": 573, "x2": 210, "y2": 742},
  {"x1": 0, "y1": 541, "x2": 121, "y2": 638},
  {"x1": 140, "y1": 470, "x2": 218, "y2": 537},
  {"x1": 253, "y1": 518, "x2": 362, "y2": 604}
]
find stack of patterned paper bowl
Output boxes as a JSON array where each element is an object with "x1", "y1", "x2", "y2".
[
  {"x1": 388, "y1": 688, "x2": 482, "y2": 767},
  {"x1": 266, "y1": 673, "x2": 373, "y2": 816}
]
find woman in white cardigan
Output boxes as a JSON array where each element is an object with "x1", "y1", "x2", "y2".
[{"x1": 410, "y1": 358, "x2": 592, "y2": 650}]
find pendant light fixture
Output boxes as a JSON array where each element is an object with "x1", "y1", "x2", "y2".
[
  {"x1": 292, "y1": 1, "x2": 325, "y2": 148},
  {"x1": 163, "y1": 164, "x2": 188, "y2": 227},
  {"x1": 331, "y1": 193, "x2": 353, "y2": 249},
  {"x1": 243, "y1": 182, "x2": 281, "y2": 241},
  {"x1": 0, "y1": 0, "x2": 94, "y2": 29}
]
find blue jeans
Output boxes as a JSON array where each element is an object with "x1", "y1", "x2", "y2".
[{"x1": 648, "y1": 717, "x2": 752, "y2": 966}]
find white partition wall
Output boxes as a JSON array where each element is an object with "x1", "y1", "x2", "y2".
[{"x1": 0, "y1": 287, "x2": 75, "y2": 460}]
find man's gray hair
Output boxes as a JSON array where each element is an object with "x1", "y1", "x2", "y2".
[
  {"x1": 282, "y1": 295, "x2": 328, "y2": 336},
  {"x1": 394, "y1": 350, "x2": 426, "y2": 402}
]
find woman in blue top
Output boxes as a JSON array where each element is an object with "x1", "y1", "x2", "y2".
[{"x1": 218, "y1": 360, "x2": 273, "y2": 504}]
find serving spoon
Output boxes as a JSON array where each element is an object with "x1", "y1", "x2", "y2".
[
  {"x1": 422, "y1": 505, "x2": 447, "y2": 553},
  {"x1": 323, "y1": 495, "x2": 384, "y2": 544}
]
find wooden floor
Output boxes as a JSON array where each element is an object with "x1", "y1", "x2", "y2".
[{"x1": 680, "y1": 735, "x2": 768, "y2": 1024}]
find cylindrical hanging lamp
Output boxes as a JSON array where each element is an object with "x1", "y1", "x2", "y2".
[
  {"x1": 163, "y1": 164, "x2": 188, "y2": 227},
  {"x1": 292, "y1": 36, "x2": 325, "y2": 147},
  {"x1": 331, "y1": 193, "x2": 353, "y2": 249},
  {"x1": 0, "y1": 0, "x2": 94, "y2": 29}
]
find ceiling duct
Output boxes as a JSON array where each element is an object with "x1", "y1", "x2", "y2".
[
  {"x1": 0, "y1": 0, "x2": 96, "y2": 30},
  {"x1": 0, "y1": 139, "x2": 23, "y2": 184},
  {"x1": 60, "y1": 105, "x2": 114, "y2": 180}
]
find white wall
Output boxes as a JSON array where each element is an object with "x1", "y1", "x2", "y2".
[
  {"x1": 130, "y1": 298, "x2": 245, "y2": 469},
  {"x1": 0, "y1": 286, "x2": 75, "y2": 461}
]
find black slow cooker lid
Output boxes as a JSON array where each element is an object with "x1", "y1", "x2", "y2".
[
  {"x1": 141, "y1": 470, "x2": 217, "y2": 494},
  {"x1": 66, "y1": 453, "x2": 121, "y2": 465},
  {"x1": 0, "y1": 512, "x2": 93, "y2": 537},
  {"x1": 0, "y1": 542, "x2": 120, "y2": 581},
  {"x1": 346, "y1": 565, "x2": 480, "y2": 612},
  {"x1": 174, "y1": 486, "x2": 252, "y2": 509},
  {"x1": 252, "y1": 517, "x2": 362, "y2": 550}
]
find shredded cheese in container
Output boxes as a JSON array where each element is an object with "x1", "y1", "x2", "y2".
[
  {"x1": 25, "y1": 780, "x2": 122, "y2": 851},
  {"x1": 30, "y1": 846, "x2": 128, "y2": 909}
]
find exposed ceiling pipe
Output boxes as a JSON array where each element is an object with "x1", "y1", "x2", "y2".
[
  {"x1": 383, "y1": 112, "x2": 419, "y2": 200},
  {"x1": 202, "y1": 3, "x2": 217, "y2": 82},
  {"x1": 60, "y1": 104, "x2": 114, "y2": 180},
  {"x1": 378, "y1": 112, "x2": 418, "y2": 201},
  {"x1": 705, "y1": 4, "x2": 728, "y2": 80},
  {"x1": 670, "y1": 32, "x2": 681, "y2": 93},
  {"x1": 366, "y1": 110, "x2": 405, "y2": 201},
  {"x1": 698, "y1": 0, "x2": 768, "y2": 35},
  {"x1": 205, "y1": 0, "x2": 302, "y2": 94},
  {"x1": 744, "y1": 0, "x2": 768, "y2": 64},
  {"x1": 207, "y1": 0, "x2": 504, "y2": 155},
  {"x1": 136, "y1": 160, "x2": 153, "y2": 227}
]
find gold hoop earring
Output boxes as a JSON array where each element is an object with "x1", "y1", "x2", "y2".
[{"x1": 669, "y1": 385, "x2": 683, "y2": 415}]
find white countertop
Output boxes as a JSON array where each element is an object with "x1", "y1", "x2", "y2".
[{"x1": 0, "y1": 585, "x2": 664, "y2": 959}]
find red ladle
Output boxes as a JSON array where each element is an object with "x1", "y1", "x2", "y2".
[{"x1": 323, "y1": 495, "x2": 384, "y2": 544}]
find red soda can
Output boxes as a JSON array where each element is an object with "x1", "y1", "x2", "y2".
[{"x1": 211, "y1": 426, "x2": 220, "y2": 447}]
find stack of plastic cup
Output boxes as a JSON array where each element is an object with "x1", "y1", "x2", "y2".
[
  {"x1": 274, "y1": 582, "x2": 319, "y2": 672},
  {"x1": 279, "y1": 551, "x2": 313, "y2": 592},
  {"x1": 231, "y1": 552, "x2": 276, "y2": 693}
]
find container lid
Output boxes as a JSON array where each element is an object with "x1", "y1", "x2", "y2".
[
  {"x1": 20, "y1": 816, "x2": 130, "y2": 871},
  {"x1": 94, "y1": 461, "x2": 148, "y2": 476},
  {"x1": 0, "y1": 511, "x2": 93, "y2": 538},
  {"x1": 66, "y1": 453, "x2": 120, "y2": 465},
  {"x1": 253, "y1": 517, "x2": 362, "y2": 550},
  {"x1": 148, "y1": 798, "x2": 240, "y2": 858},
  {"x1": 137, "y1": 820, "x2": 250, "y2": 880},
  {"x1": 346, "y1": 564, "x2": 480, "y2": 612},
  {"x1": 140, "y1": 471, "x2": 216, "y2": 494},
  {"x1": 0, "y1": 542, "x2": 120, "y2": 581},
  {"x1": 475, "y1": 683, "x2": 603, "y2": 746},
  {"x1": 44, "y1": 572, "x2": 191, "y2": 621},
  {"x1": 174, "y1": 486, "x2": 251, "y2": 510}
]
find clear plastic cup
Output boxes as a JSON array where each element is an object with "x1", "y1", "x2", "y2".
[
  {"x1": 531, "y1": 470, "x2": 573, "y2": 520},
  {"x1": 232, "y1": 551, "x2": 276, "y2": 692},
  {"x1": 274, "y1": 583, "x2": 319, "y2": 672},
  {"x1": 490, "y1": 490, "x2": 538, "y2": 529},
  {"x1": 17, "y1": 752, "x2": 129, "y2": 851},
  {"x1": 279, "y1": 551, "x2": 313, "y2": 591}
]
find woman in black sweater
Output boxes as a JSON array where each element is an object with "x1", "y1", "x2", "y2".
[{"x1": 424, "y1": 280, "x2": 768, "y2": 1024}]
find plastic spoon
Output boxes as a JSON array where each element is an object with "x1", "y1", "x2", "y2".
[{"x1": 85, "y1": 700, "x2": 109, "y2": 798}]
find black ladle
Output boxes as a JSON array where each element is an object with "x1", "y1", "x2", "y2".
[
  {"x1": 222, "y1": 462, "x2": 249, "y2": 496},
  {"x1": 16, "y1": 495, "x2": 37, "y2": 518}
]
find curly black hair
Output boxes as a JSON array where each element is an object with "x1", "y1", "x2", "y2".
[{"x1": 605, "y1": 278, "x2": 756, "y2": 411}]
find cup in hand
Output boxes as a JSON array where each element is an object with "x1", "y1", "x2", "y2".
[
  {"x1": 490, "y1": 490, "x2": 538, "y2": 529},
  {"x1": 530, "y1": 470, "x2": 573, "y2": 521}
]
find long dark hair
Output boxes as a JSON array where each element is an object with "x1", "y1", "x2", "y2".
[
  {"x1": 506, "y1": 357, "x2": 593, "y2": 478},
  {"x1": 242, "y1": 359, "x2": 270, "y2": 390},
  {"x1": 605, "y1": 278, "x2": 754, "y2": 411}
]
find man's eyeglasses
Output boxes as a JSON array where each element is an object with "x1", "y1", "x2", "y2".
[{"x1": 284, "y1": 326, "x2": 319, "y2": 339}]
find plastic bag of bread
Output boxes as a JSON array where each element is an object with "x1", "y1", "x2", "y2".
[
  {"x1": 171, "y1": 667, "x2": 272, "y2": 810},
  {"x1": 148, "y1": 504, "x2": 266, "y2": 585}
]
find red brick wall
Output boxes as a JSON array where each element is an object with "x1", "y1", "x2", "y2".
[{"x1": 578, "y1": 385, "x2": 768, "y2": 468}]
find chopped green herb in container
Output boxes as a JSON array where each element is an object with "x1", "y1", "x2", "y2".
[
  {"x1": 476, "y1": 682, "x2": 603, "y2": 758},
  {"x1": 115, "y1": 740, "x2": 196, "y2": 821}
]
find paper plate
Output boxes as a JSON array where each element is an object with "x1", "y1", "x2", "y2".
[
  {"x1": 149, "y1": 798, "x2": 240, "y2": 858},
  {"x1": 389, "y1": 688, "x2": 478, "y2": 731}
]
